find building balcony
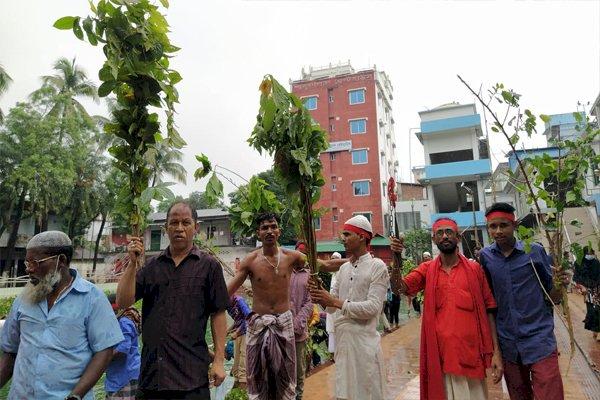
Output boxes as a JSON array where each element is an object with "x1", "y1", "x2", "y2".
[
  {"x1": 430, "y1": 211, "x2": 486, "y2": 228},
  {"x1": 423, "y1": 159, "x2": 491, "y2": 183},
  {"x1": 420, "y1": 114, "x2": 481, "y2": 135}
]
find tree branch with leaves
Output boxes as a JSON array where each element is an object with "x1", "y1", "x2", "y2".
[
  {"x1": 55, "y1": 0, "x2": 181, "y2": 238},
  {"x1": 458, "y1": 75, "x2": 600, "y2": 363}
]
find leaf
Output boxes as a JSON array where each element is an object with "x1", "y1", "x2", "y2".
[
  {"x1": 72, "y1": 19, "x2": 84, "y2": 40},
  {"x1": 53, "y1": 16, "x2": 78, "y2": 30},
  {"x1": 168, "y1": 71, "x2": 182, "y2": 85},
  {"x1": 566, "y1": 191, "x2": 577, "y2": 204},
  {"x1": 262, "y1": 99, "x2": 276, "y2": 132},
  {"x1": 205, "y1": 172, "x2": 224, "y2": 206},
  {"x1": 540, "y1": 114, "x2": 551, "y2": 123},
  {"x1": 193, "y1": 153, "x2": 212, "y2": 180},
  {"x1": 570, "y1": 219, "x2": 583, "y2": 228},
  {"x1": 88, "y1": 0, "x2": 97, "y2": 13},
  {"x1": 98, "y1": 80, "x2": 117, "y2": 97},
  {"x1": 159, "y1": 0, "x2": 170, "y2": 7}
]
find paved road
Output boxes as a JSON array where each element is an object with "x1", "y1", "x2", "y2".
[{"x1": 304, "y1": 296, "x2": 600, "y2": 400}]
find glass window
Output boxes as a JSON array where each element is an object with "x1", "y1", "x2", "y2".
[
  {"x1": 351, "y1": 149, "x2": 368, "y2": 165},
  {"x1": 314, "y1": 217, "x2": 321, "y2": 230},
  {"x1": 332, "y1": 183, "x2": 337, "y2": 191},
  {"x1": 348, "y1": 89, "x2": 365, "y2": 105},
  {"x1": 303, "y1": 96, "x2": 317, "y2": 110},
  {"x1": 333, "y1": 215, "x2": 338, "y2": 222},
  {"x1": 352, "y1": 181, "x2": 370, "y2": 196},
  {"x1": 349, "y1": 119, "x2": 366, "y2": 134},
  {"x1": 329, "y1": 153, "x2": 336, "y2": 161}
]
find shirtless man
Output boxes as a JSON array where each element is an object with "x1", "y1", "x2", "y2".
[{"x1": 227, "y1": 212, "x2": 343, "y2": 400}]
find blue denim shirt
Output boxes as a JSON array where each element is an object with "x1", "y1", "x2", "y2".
[
  {"x1": 0, "y1": 268, "x2": 124, "y2": 399},
  {"x1": 105, "y1": 316, "x2": 141, "y2": 393},
  {"x1": 480, "y1": 241, "x2": 556, "y2": 364}
]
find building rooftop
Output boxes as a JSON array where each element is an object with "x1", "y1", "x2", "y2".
[{"x1": 149, "y1": 208, "x2": 230, "y2": 223}]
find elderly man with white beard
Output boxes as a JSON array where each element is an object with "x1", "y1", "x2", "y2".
[{"x1": 0, "y1": 231, "x2": 123, "y2": 400}]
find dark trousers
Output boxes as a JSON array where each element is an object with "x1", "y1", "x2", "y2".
[
  {"x1": 502, "y1": 350, "x2": 564, "y2": 400},
  {"x1": 389, "y1": 295, "x2": 401, "y2": 325},
  {"x1": 137, "y1": 387, "x2": 210, "y2": 400}
]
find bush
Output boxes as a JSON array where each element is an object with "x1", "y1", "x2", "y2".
[
  {"x1": 225, "y1": 388, "x2": 248, "y2": 400},
  {"x1": 0, "y1": 296, "x2": 17, "y2": 319}
]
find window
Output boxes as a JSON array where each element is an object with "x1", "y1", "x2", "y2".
[
  {"x1": 303, "y1": 96, "x2": 317, "y2": 110},
  {"x1": 349, "y1": 119, "x2": 367, "y2": 134},
  {"x1": 333, "y1": 215, "x2": 339, "y2": 222},
  {"x1": 352, "y1": 180, "x2": 370, "y2": 196},
  {"x1": 330, "y1": 124, "x2": 335, "y2": 132},
  {"x1": 328, "y1": 89, "x2": 334, "y2": 103},
  {"x1": 397, "y1": 211, "x2": 421, "y2": 231},
  {"x1": 349, "y1": 89, "x2": 365, "y2": 105},
  {"x1": 351, "y1": 149, "x2": 368, "y2": 165},
  {"x1": 353, "y1": 212, "x2": 372, "y2": 223},
  {"x1": 332, "y1": 183, "x2": 337, "y2": 191},
  {"x1": 314, "y1": 217, "x2": 321, "y2": 230},
  {"x1": 330, "y1": 153, "x2": 336, "y2": 161}
]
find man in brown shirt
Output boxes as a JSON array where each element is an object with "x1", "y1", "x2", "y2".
[{"x1": 117, "y1": 202, "x2": 229, "y2": 399}]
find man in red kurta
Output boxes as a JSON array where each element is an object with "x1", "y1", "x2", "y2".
[{"x1": 393, "y1": 218, "x2": 503, "y2": 400}]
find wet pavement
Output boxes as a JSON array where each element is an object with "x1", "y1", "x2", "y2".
[{"x1": 304, "y1": 295, "x2": 600, "y2": 400}]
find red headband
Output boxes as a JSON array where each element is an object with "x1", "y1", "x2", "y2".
[
  {"x1": 343, "y1": 224, "x2": 373, "y2": 240},
  {"x1": 432, "y1": 218, "x2": 458, "y2": 233},
  {"x1": 486, "y1": 211, "x2": 515, "y2": 222}
]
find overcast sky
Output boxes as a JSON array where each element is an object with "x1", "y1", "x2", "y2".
[{"x1": 1, "y1": 0, "x2": 599, "y2": 199}]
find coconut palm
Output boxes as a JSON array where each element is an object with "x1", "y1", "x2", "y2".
[
  {"x1": 0, "y1": 64, "x2": 13, "y2": 123},
  {"x1": 149, "y1": 141, "x2": 187, "y2": 186},
  {"x1": 30, "y1": 57, "x2": 99, "y2": 121}
]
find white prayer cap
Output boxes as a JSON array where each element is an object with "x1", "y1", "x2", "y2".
[
  {"x1": 423, "y1": 251, "x2": 432, "y2": 258},
  {"x1": 26, "y1": 231, "x2": 72, "y2": 250},
  {"x1": 331, "y1": 252, "x2": 342, "y2": 259},
  {"x1": 343, "y1": 215, "x2": 373, "y2": 236}
]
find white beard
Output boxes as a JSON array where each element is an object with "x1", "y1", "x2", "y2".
[{"x1": 22, "y1": 269, "x2": 61, "y2": 304}]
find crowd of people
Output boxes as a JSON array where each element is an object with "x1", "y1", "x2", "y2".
[{"x1": 0, "y1": 200, "x2": 584, "y2": 400}]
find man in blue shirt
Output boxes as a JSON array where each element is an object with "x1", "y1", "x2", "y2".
[
  {"x1": 0, "y1": 231, "x2": 123, "y2": 400},
  {"x1": 479, "y1": 203, "x2": 566, "y2": 400},
  {"x1": 227, "y1": 294, "x2": 251, "y2": 389},
  {"x1": 106, "y1": 294, "x2": 142, "y2": 399}
]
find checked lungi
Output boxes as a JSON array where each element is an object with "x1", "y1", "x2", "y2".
[{"x1": 246, "y1": 310, "x2": 296, "y2": 400}]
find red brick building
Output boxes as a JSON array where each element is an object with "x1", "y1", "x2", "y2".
[{"x1": 291, "y1": 63, "x2": 399, "y2": 240}]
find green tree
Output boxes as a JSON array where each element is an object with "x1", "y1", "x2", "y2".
[
  {"x1": 157, "y1": 191, "x2": 223, "y2": 212},
  {"x1": 148, "y1": 140, "x2": 187, "y2": 186},
  {"x1": 0, "y1": 102, "x2": 75, "y2": 276},
  {"x1": 30, "y1": 57, "x2": 99, "y2": 124},
  {"x1": 228, "y1": 169, "x2": 299, "y2": 244},
  {"x1": 403, "y1": 228, "x2": 433, "y2": 263},
  {"x1": 0, "y1": 64, "x2": 12, "y2": 123}
]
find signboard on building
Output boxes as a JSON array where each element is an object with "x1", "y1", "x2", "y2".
[{"x1": 323, "y1": 140, "x2": 352, "y2": 153}]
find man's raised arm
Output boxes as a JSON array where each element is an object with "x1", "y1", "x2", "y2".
[
  {"x1": 227, "y1": 256, "x2": 250, "y2": 296},
  {"x1": 117, "y1": 236, "x2": 143, "y2": 309}
]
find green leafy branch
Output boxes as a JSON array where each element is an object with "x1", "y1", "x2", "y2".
[
  {"x1": 55, "y1": 0, "x2": 183, "y2": 235},
  {"x1": 458, "y1": 74, "x2": 600, "y2": 363},
  {"x1": 248, "y1": 75, "x2": 328, "y2": 275}
]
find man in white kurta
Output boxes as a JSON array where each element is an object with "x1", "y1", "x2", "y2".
[{"x1": 310, "y1": 215, "x2": 389, "y2": 400}]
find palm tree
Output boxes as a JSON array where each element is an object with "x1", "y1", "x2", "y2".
[
  {"x1": 30, "y1": 57, "x2": 99, "y2": 121},
  {"x1": 149, "y1": 141, "x2": 187, "y2": 186},
  {"x1": 0, "y1": 64, "x2": 13, "y2": 123}
]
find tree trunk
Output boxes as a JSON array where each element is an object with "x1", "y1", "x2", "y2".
[
  {"x1": 67, "y1": 186, "x2": 81, "y2": 239},
  {"x1": 4, "y1": 184, "x2": 27, "y2": 279},
  {"x1": 92, "y1": 212, "x2": 107, "y2": 276}
]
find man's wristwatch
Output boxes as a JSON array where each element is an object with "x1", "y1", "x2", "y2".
[{"x1": 64, "y1": 394, "x2": 82, "y2": 400}]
